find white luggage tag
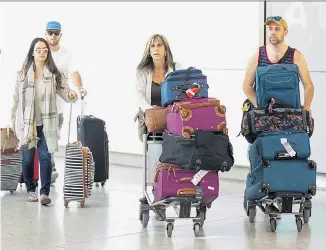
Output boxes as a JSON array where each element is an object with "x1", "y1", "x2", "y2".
[
  {"x1": 280, "y1": 138, "x2": 296, "y2": 157},
  {"x1": 191, "y1": 170, "x2": 209, "y2": 186}
]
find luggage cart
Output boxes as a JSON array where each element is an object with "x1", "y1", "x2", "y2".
[
  {"x1": 139, "y1": 132, "x2": 206, "y2": 237},
  {"x1": 245, "y1": 190, "x2": 314, "y2": 232}
]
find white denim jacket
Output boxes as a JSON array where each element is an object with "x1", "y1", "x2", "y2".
[{"x1": 136, "y1": 62, "x2": 182, "y2": 111}]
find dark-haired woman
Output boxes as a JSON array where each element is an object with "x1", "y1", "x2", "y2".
[
  {"x1": 11, "y1": 38, "x2": 78, "y2": 205},
  {"x1": 136, "y1": 34, "x2": 182, "y2": 220}
]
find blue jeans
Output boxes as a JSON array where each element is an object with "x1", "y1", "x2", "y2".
[{"x1": 22, "y1": 126, "x2": 52, "y2": 196}]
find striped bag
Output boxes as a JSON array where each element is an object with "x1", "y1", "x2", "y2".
[
  {"x1": 1, "y1": 128, "x2": 22, "y2": 192},
  {"x1": 63, "y1": 141, "x2": 94, "y2": 208}
]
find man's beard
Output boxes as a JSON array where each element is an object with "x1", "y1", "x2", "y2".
[
  {"x1": 49, "y1": 40, "x2": 59, "y2": 47},
  {"x1": 269, "y1": 37, "x2": 283, "y2": 45}
]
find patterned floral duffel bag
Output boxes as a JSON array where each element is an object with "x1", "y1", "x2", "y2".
[{"x1": 239, "y1": 98, "x2": 314, "y2": 143}]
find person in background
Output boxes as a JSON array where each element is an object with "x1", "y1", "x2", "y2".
[
  {"x1": 44, "y1": 21, "x2": 88, "y2": 183},
  {"x1": 11, "y1": 38, "x2": 78, "y2": 205},
  {"x1": 135, "y1": 34, "x2": 182, "y2": 220}
]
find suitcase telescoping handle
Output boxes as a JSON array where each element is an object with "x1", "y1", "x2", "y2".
[
  {"x1": 81, "y1": 92, "x2": 85, "y2": 119},
  {"x1": 67, "y1": 92, "x2": 86, "y2": 145}
]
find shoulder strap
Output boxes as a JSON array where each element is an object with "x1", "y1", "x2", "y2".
[
  {"x1": 278, "y1": 46, "x2": 293, "y2": 64},
  {"x1": 258, "y1": 46, "x2": 264, "y2": 66}
]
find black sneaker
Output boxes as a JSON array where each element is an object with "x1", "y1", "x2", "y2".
[{"x1": 139, "y1": 197, "x2": 148, "y2": 204}]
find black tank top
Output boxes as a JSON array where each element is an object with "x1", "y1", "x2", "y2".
[
  {"x1": 151, "y1": 81, "x2": 161, "y2": 106},
  {"x1": 258, "y1": 45, "x2": 296, "y2": 66}
]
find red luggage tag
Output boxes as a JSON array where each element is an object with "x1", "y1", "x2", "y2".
[{"x1": 186, "y1": 85, "x2": 200, "y2": 98}]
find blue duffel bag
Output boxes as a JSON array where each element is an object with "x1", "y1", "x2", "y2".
[
  {"x1": 255, "y1": 64, "x2": 301, "y2": 109},
  {"x1": 161, "y1": 67, "x2": 209, "y2": 106}
]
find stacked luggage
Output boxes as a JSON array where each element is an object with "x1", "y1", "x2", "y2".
[
  {"x1": 140, "y1": 67, "x2": 234, "y2": 237},
  {"x1": 239, "y1": 63, "x2": 317, "y2": 232}
]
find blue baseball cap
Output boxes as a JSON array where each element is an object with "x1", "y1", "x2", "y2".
[{"x1": 46, "y1": 21, "x2": 61, "y2": 31}]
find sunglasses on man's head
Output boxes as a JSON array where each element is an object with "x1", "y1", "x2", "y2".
[
  {"x1": 266, "y1": 16, "x2": 282, "y2": 21},
  {"x1": 47, "y1": 30, "x2": 60, "y2": 36}
]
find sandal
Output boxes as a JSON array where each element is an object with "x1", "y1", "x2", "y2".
[
  {"x1": 27, "y1": 192, "x2": 38, "y2": 202},
  {"x1": 40, "y1": 194, "x2": 51, "y2": 205}
]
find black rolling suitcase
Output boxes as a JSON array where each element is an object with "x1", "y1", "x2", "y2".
[{"x1": 77, "y1": 96, "x2": 109, "y2": 187}]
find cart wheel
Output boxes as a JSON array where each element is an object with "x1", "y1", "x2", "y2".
[
  {"x1": 80, "y1": 200, "x2": 85, "y2": 208},
  {"x1": 95, "y1": 183, "x2": 99, "y2": 187},
  {"x1": 166, "y1": 223, "x2": 173, "y2": 237},
  {"x1": 139, "y1": 205, "x2": 143, "y2": 221},
  {"x1": 193, "y1": 223, "x2": 201, "y2": 237},
  {"x1": 303, "y1": 208, "x2": 311, "y2": 224},
  {"x1": 141, "y1": 210, "x2": 149, "y2": 228},
  {"x1": 270, "y1": 218, "x2": 277, "y2": 232},
  {"x1": 248, "y1": 206, "x2": 257, "y2": 223},
  {"x1": 64, "y1": 200, "x2": 69, "y2": 208},
  {"x1": 101, "y1": 181, "x2": 105, "y2": 187},
  {"x1": 296, "y1": 218, "x2": 303, "y2": 232},
  {"x1": 196, "y1": 206, "x2": 206, "y2": 227}
]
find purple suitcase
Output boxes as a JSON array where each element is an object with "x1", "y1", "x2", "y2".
[
  {"x1": 154, "y1": 163, "x2": 219, "y2": 205},
  {"x1": 167, "y1": 98, "x2": 228, "y2": 138}
]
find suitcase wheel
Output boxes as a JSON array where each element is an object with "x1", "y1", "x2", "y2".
[
  {"x1": 95, "y1": 182, "x2": 106, "y2": 187},
  {"x1": 64, "y1": 200, "x2": 69, "y2": 208},
  {"x1": 9, "y1": 190, "x2": 15, "y2": 194},
  {"x1": 80, "y1": 199, "x2": 85, "y2": 208}
]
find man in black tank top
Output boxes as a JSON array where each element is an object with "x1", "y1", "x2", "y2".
[
  {"x1": 242, "y1": 16, "x2": 315, "y2": 213},
  {"x1": 242, "y1": 16, "x2": 314, "y2": 114}
]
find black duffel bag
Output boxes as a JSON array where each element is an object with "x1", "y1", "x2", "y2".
[
  {"x1": 159, "y1": 130, "x2": 234, "y2": 172},
  {"x1": 192, "y1": 131, "x2": 234, "y2": 172},
  {"x1": 159, "y1": 131, "x2": 196, "y2": 170}
]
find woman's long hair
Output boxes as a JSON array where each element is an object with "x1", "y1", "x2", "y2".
[
  {"x1": 137, "y1": 34, "x2": 174, "y2": 73},
  {"x1": 19, "y1": 37, "x2": 62, "y2": 89}
]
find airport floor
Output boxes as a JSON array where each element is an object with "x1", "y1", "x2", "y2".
[{"x1": 1, "y1": 157, "x2": 326, "y2": 250}]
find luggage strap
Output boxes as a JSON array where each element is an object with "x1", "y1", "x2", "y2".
[
  {"x1": 280, "y1": 138, "x2": 296, "y2": 157},
  {"x1": 154, "y1": 163, "x2": 184, "y2": 182}
]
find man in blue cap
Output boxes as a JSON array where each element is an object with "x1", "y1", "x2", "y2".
[{"x1": 45, "y1": 21, "x2": 87, "y2": 183}]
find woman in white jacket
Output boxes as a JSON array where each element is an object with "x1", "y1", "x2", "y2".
[
  {"x1": 135, "y1": 34, "x2": 181, "y2": 220},
  {"x1": 135, "y1": 34, "x2": 181, "y2": 141}
]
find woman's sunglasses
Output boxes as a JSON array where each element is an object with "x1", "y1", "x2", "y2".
[
  {"x1": 47, "y1": 30, "x2": 61, "y2": 36},
  {"x1": 266, "y1": 16, "x2": 282, "y2": 22}
]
